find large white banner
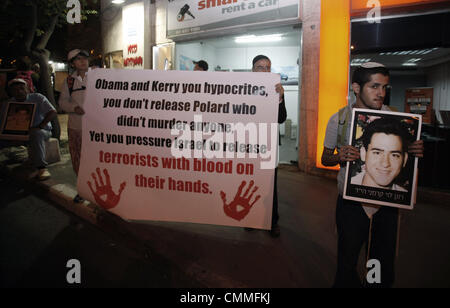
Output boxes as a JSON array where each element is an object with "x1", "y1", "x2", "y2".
[
  {"x1": 167, "y1": 0, "x2": 300, "y2": 37},
  {"x1": 78, "y1": 69, "x2": 280, "y2": 229}
]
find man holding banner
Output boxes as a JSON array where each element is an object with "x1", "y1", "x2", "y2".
[
  {"x1": 77, "y1": 57, "x2": 283, "y2": 232},
  {"x1": 251, "y1": 55, "x2": 287, "y2": 237},
  {"x1": 321, "y1": 62, "x2": 424, "y2": 288}
]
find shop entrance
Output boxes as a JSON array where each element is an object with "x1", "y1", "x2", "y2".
[
  {"x1": 350, "y1": 12, "x2": 450, "y2": 190},
  {"x1": 174, "y1": 25, "x2": 302, "y2": 165}
]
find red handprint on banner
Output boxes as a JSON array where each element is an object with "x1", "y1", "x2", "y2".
[
  {"x1": 87, "y1": 168, "x2": 126, "y2": 210},
  {"x1": 220, "y1": 180, "x2": 261, "y2": 221}
]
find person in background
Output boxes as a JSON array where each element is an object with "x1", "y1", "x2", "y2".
[
  {"x1": 90, "y1": 57, "x2": 103, "y2": 69},
  {"x1": 31, "y1": 63, "x2": 41, "y2": 93},
  {"x1": 58, "y1": 49, "x2": 90, "y2": 203},
  {"x1": 193, "y1": 60, "x2": 208, "y2": 71},
  {"x1": 15, "y1": 56, "x2": 36, "y2": 93}
]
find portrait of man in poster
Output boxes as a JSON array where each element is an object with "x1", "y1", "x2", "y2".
[
  {"x1": 344, "y1": 109, "x2": 422, "y2": 209},
  {"x1": 1, "y1": 102, "x2": 36, "y2": 139}
]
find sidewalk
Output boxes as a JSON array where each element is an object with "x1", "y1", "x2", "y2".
[
  {"x1": 0, "y1": 153, "x2": 338, "y2": 287},
  {"x1": 1, "y1": 114, "x2": 450, "y2": 287}
]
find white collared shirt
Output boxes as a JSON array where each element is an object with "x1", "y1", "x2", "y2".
[{"x1": 58, "y1": 70, "x2": 88, "y2": 130}]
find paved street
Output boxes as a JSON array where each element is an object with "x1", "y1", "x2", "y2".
[
  {"x1": 0, "y1": 176, "x2": 198, "y2": 288},
  {"x1": 1, "y1": 161, "x2": 449, "y2": 287}
]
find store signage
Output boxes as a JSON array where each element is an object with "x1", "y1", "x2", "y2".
[
  {"x1": 405, "y1": 88, "x2": 434, "y2": 124},
  {"x1": 78, "y1": 68, "x2": 280, "y2": 229},
  {"x1": 167, "y1": 0, "x2": 300, "y2": 37},
  {"x1": 124, "y1": 44, "x2": 143, "y2": 67},
  {"x1": 122, "y1": 3, "x2": 144, "y2": 69}
]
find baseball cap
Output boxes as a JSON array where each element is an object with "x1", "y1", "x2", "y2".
[
  {"x1": 8, "y1": 78, "x2": 27, "y2": 87},
  {"x1": 193, "y1": 60, "x2": 208, "y2": 71},
  {"x1": 68, "y1": 49, "x2": 89, "y2": 62}
]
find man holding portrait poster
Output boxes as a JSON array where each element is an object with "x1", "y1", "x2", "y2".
[
  {"x1": 321, "y1": 63, "x2": 424, "y2": 288},
  {"x1": 1, "y1": 78, "x2": 56, "y2": 181}
]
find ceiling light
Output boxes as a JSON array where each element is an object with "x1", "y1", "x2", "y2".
[
  {"x1": 112, "y1": 0, "x2": 125, "y2": 4},
  {"x1": 235, "y1": 34, "x2": 283, "y2": 43}
]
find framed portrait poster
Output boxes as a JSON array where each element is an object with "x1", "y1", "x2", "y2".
[
  {"x1": 343, "y1": 108, "x2": 422, "y2": 210},
  {"x1": 0, "y1": 102, "x2": 36, "y2": 141}
]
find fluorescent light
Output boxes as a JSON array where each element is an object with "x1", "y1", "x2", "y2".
[
  {"x1": 402, "y1": 62, "x2": 418, "y2": 66},
  {"x1": 112, "y1": 0, "x2": 125, "y2": 4},
  {"x1": 56, "y1": 63, "x2": 66, "y2": 69},
  {"x1": 235, "y1": 34, "x2": 283, "y2": 43},
  {"x1": 351, "y1": 58, "x2": 371, "y2": 65},
  {"x1": 381, "y1": 49, "x2": 438, "y2": 56}
]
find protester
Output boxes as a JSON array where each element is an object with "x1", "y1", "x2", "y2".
[
  {"x1": 249, "y1": 54, "x2": 287, "y2": 237},
  {"x1": 58, "y1": 49, "x2": 89, "y2": 202},
  {"x1": 321, "y1": 62, "x2": 424, "y2": 288},
  {"x1": 8, "y1": 78, "x2": 56, "y2": 180}
]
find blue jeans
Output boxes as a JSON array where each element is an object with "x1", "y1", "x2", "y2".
[{"x1": 28, "y1": 129, "x2": 52, "y2": 169}]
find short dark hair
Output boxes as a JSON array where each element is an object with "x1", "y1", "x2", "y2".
[
  {"x1": 252, "y1": 55, "x2": 270, "y2": 67},
  {"x1": 361, "y1": 117, "x2": 413, "y2": 152},
  {"x1": 352, "y1": 66, "x2": 390, "y2": 88},
  {"x1": 193, "y1": 60, "x2": 208, "y2": 71}
]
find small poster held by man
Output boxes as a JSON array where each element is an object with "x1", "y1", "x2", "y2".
[
  {"x1": 0, "y1": 102, "x2": 36, "y2": 141},
  {"x1": 343, "y1": 108, "x2": 422, "y2": 209}
]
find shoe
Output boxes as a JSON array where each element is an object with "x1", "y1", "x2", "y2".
[
  {"x1": 269, "y1": 224, "x2": 280, "y2": 237},
  {"x1": 37, "y1": 168, "x2": 51, "y2": 181},
  {"x1": 73, "y1": 194, "x2": 84, "y2": 203}
]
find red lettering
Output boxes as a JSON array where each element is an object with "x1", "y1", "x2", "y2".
[
  {"x1": 127, "y1": 44, "x2": 138, "y2": 54},
  {"x1": 198, "y1": 0, "x2": 238, "y2": 10},
  {"x1": 124, "y1": 56, "x2": 143, "y2": 67}
]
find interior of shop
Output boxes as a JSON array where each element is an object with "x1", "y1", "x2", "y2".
[
  {"x1": 350, "y1": 12, "x2": 450, "y2": 190},
  {"x1": 175, "y1": 25, "x2": 302, "y2": 164}
]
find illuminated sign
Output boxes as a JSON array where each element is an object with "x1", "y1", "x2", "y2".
[
  {"x1": 167, "y1": 0, "x2": 300, "y2": 38},
  {"x1": 122, "y1": 3, "x2": 144, "y2": 69}
]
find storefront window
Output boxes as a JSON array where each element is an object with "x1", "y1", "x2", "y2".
[
  {"x1": 174, "y1": 25, "x2": 302, "y2": 164},
  {"x1": 104, "y1": 50, "x2": 124, "y2": 69}
]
